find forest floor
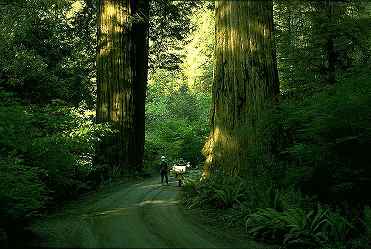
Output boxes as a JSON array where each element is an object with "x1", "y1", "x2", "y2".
[{"x1": 27, "y1": 175, "x2": 273, "y2": 248}]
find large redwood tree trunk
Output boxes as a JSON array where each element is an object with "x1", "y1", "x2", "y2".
[
  {"x1": 96, "y1": 0, "x2": 149, "y2": 171},
  {"x1": 203, "y1": 0, "x2": 279, "y2": 177}
]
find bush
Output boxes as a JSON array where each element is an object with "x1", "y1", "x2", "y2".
[
  {"x1": 273, "y1": 66, "x2": 371, "y2": 205},
  {"x1": 245, "y1": 205, "x2": 353, "y2": 248},
  {"x1": 0, "y1": 93, "x2": 114, "y2": 231},
  {"x1": 183, "y1": 173, "x2": 246, "y2": 209},
  {"x1": 0, "y1": 156, "x2": 46, "y2": 227}
]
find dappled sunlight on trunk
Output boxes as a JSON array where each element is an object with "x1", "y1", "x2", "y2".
[
  {"x1": 96, "y1": 0, "x2": 149, "y2": 170},
  {"x1": 203, "y1": 0, "x2": 279, "y2": 177}
]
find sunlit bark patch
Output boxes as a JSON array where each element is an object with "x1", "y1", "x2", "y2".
[
  {"x1": 203, "y1": 0, "x2": 279, "y2": 177},
  {"x1": 96, "y1": 0, "x2": 149, "y2": 170}
]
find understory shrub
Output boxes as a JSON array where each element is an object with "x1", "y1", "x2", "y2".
[
  {"x1": 0, "y1": 93, "x2": 114, "y2": 231},
  {"x1": 182, "y1": 173, "x2": 246, "y2": 209},
  {"x1": 0, "y1": 157, "x2": 46, "y2": 228},
  {"x1": 246, "y1": 205, "x2": 354, "y2": 248},
  {"x1": 274, "y1": 66, "x2": 371, "y2": 206}
]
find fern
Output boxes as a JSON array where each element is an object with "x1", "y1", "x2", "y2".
[
  {"x1": 245, "y1": 205, "x2": 336, "y2": 247},
  {"x1": 362, "y1": 206, "x2": 371, "y2": 241},
  {"x1": 327, "y1": 210, "x2": 354, "y2": 242}
]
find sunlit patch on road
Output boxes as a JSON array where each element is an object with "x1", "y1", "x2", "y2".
[
  {"x1": 81, "y1": 207, "x2": 133, "y2": 218},
  {"x1": 137, "y1": 199, "x2": 179, "y2": 207}
]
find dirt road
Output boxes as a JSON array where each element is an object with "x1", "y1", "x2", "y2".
[{"x1": 30, "y1": 176, "x2": 267, "y2": 248}]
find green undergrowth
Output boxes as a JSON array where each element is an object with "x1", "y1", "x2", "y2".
[
  {"x1": 0, "y1": 92, "x2": 115, "y2": 234},
  {"x1": 182, "y1": 170, "x2": 371, "y2": 248},
  {"x1": 182, "y1": 66, "x2": 371, "y2": 249}
]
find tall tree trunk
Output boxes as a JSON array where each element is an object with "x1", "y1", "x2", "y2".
[
  {"x1": 312, "y1": 0, "x2": 338, "y2": 84},
  {"x1": 326, "y1": 0, "x2": 336, "y2": 84},
  {"x1": 96, "y1": 0, "x2": 149, "y2": 171},
  {"x1": 203, "y1": 0, "x2": 279, "y2": 177}
]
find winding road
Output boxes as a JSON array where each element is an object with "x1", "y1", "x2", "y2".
[{"x1": 30, "y1": 176, "x2": 269, "y2": 248}]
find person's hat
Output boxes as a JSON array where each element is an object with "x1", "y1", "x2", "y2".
[{"x1": 161, "y1": 156, "x2": 166, "y2": 159}]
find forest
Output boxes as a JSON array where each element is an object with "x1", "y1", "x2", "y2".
[{"x1": 0, "y1": 0, "x2": 371, "y2": 248}]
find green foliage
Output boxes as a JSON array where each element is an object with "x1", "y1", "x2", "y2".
[
  {"x1": 0, "y1": 0, "x2": 96, "y2": 105},
  {"x1": 181, "y1": 4, "x2": 215, "y2": 92},
  {"x1": 0, "y1": 1, "x2": 109, "y2": 223},
  {"x1": 0, "y1": 92, "x2": 113, "y2": 228},
  {"x1": 145, "y1": 82, "x2": 210, "y2": 169},
  {"x1": 183, "y1": 173, "x2": 246, "y2": 209},
  {"x1": 145, "y1": 2, "x2": 214, "y2": 170},
  {"x1": 274, "y1": 66, "x2": 371, "y2": 204},
  {"x1": 215, "y1": 64, "x2": 371, "y2": 248},
  {"x1": 246, "y1": 205, "x2": 353, "y2": 248},
  {"x1": 0, "y1": 156, "x2": 46, "y2": 226},
  {"x1": 149, "y1": 0, "x2": 201, "y2": 71},
  {"x1": 327, "y1": 209, "x2": 354, "y2": 243},
  {"x1": 173, "y1": 2, "x2": 371, "y2": 248},
  {"x1": 182, "y1": 64, "x2": 371, "y2": 247},
  {"x1": 275, "y1": 1, "x2": 371, "y2": 88},
  {"x1": 361, "y1": 206, "x2": 371, "y2": 246},
  {"x1": 246, "y1": 208, "x2": 287, "y2": 242},
  {"x1": 281, "y1": 206, "x2": 330, "y2": 247}
]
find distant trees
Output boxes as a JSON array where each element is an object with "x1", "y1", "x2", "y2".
[
  {"x1": 144, "y1": 2, "x2": 213, "y2": 169},
  {"x1": 275, "y1": 0, "x2": 371, "y2": 88},
  {"x1": 148, "y1": 0, "x2": 197, "y2": 71},
  {"x1": 96, "y1": 0, "x2": 149, "y2": 171},
  {"x1": 0, "y1": 0, "x2": 95, "y2": 105},
  {"x1": 203, "y1": 1, "x2": 279, "y2": 177}
]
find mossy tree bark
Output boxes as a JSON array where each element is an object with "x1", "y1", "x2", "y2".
[
  {"x1": 203, "y1": 0, "x2": 279, "y2": 177},
  {"x1": 325, "y1": 0, "x2": 336, "y2": 84},
  {"x1": 96, "y1": 0, "x2": 149, "y2": 171}
]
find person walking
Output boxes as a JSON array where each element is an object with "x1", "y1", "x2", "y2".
[{"x1": 160, "y1": 155, "x2": 168, "y2": 185}]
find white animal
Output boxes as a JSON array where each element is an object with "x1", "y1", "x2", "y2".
[{"x1": 172, "y1": 165, "x2": 186, "y2": 173}]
